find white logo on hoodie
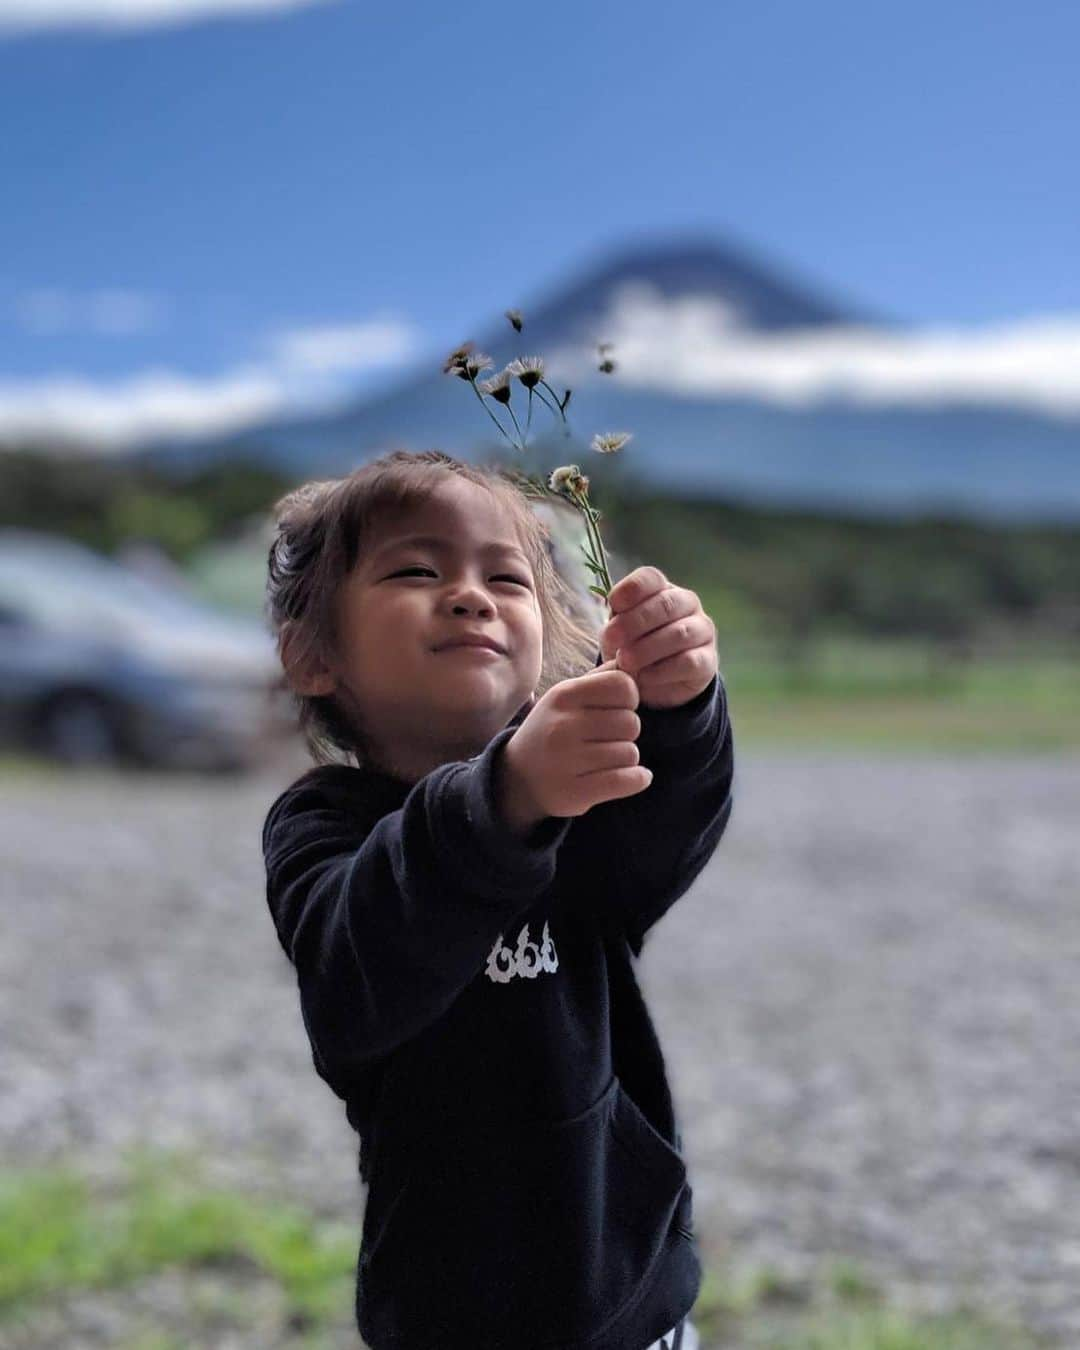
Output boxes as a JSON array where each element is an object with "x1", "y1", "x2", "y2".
[{"x1": 484, "y1": 920, "x2": 559, "y2": 984}]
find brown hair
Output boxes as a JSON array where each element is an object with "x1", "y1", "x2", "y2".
[{"x1": 263, "y1": 448, "x2": 604, "y2": 768}]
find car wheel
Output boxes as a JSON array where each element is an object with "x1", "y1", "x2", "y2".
[{"x1": 36, "y1": 690, "x2": 123, "y2": 766}]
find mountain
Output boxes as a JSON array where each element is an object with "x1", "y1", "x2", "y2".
[{"x1": 133, "y1": 235, "x2": 1080, "y2": 524}]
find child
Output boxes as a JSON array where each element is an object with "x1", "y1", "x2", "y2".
[{"x1": 261, "y1": 449, "x2": 734, "y2": 1350}]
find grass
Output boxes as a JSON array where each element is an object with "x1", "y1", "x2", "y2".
[
  {"x1": 0, "y1": 1150, "x2": 1049, "y2": 1349},
  {"x1": 0, "y1": 1148, "x2": 357, "y2": 1336},
  {"x1": 689, "y1": 1254, "x2": 1046, "y2": 1348},
  {"x1": 716, "y1": 638, "x2": 1080, "y2": 753}
]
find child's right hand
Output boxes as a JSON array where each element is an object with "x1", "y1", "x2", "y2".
[{"x1": 499, "y1": 658, "x2": 652, "y2": 827}]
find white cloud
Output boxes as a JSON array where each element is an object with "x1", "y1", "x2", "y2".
[
  {"x1": 0, "y1": 368, "x2": 287, "y2": 445},
  {"x1": 0, "y1": 0, "x2": 333, "y2": 34},
  {"x1": 0, "y1": 314, "x2": 420, "y2": 449},
  {"x1": 15, "y1": 288, "x2": 165, "y2": 336},
  {"x1": 267, "y1": 317, "x2": 418, "y2": 375},
  {"x1": 550, "y1": 282, "x2": 1080, "y2": 420}
]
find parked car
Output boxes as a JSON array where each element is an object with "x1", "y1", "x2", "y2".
[{"x1": 0, "y1": 529, "x2": 292, "y2": 772}]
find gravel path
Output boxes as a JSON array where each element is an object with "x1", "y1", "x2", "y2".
[{"x1": 2, "y1": 742, "x2": 1079, "y2": 1345}]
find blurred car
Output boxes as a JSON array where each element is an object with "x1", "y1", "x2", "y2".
[{"x1": 0, "y1": 529, "x2": 292, "y2": 772}]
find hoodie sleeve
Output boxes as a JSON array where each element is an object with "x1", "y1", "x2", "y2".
[
  {"x1": 262, "y1": 726, "x2": 572, "y2": 1095},
  {"x1": 567, "y1": 654, "x2": 735, "y2": 958}
]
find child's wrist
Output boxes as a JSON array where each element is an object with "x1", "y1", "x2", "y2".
[{"x1": 495, "y1": 740, "x2": 548, "y2": 840}]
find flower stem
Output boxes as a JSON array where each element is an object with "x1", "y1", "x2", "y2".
[
  {"x1": 533, "y1": 383, "x2": 563, "y2": 424},
  {"x1": 467, "y1": 375, "x2": 519, "y2": 450},
  {"x1": 575, "y1": 491, "x2": 612, "y2": 601},
  {"x1": 505, "y1": 399, "x2": 525, "y2": 446},
  {"x1": 539, "y1": 379, "x2": 571, "y2": 432},
  {"x1": 524, "y1": 387, "x2": 534, "y2": 443}
]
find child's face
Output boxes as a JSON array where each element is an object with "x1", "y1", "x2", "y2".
[{"x1": 324, "y1": 477, "x2": 543, "y2": 781}]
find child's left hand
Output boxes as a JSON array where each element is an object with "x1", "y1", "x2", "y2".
[{"x1": 598, "y1": 566, "x2": 718, "y2": 710}]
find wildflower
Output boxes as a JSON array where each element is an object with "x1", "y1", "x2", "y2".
[
  {"x1": 506, "y1": 356, "x2": 544, "y2": 390},
  {"x1": 568, "y1": 470, "x2": 589, "y2": 496},
  {"x1": 591, "y1": 431, "x2": 633, "y2": 455},
  {"x1": 548, "y1": 464, "x2": 589, "y2": 498},
  {"x1": 442, "y1": 343, "x2": 473, "y2": 374},
  {"x1": 479, "y1": 369, "x2": 514, "y2": 404},
  {"x1": 459, "y1": 351, "x2": 494, "y2": 380},
  {"x1": 548, "y1": 465, "x2": 580, "y2": 494},
  {"x1": 441, "y1": 305, "x2": 634, "y2": 611},
  {"x1": 443, "y1": 343, "x2": 493, "y2": 381},
  {"x1": 547, "y1": 464, "x2": 610, "y2": 601}
]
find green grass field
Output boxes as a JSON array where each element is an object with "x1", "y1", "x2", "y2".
[
  {"x1": 0, "y1": 1150, "x2": 1046, "y2": 1349},
  {"x1": 716, "y1": 638, "x2": 1079, "y2": 752}
]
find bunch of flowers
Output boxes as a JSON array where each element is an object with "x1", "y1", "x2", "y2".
[{"x1": 442, "y1": 311, "x2": 632, "y2": 605}]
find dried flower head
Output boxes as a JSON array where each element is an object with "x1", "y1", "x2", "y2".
[
  {"x1": 479, "y1": 369, "x2": 514, "y2": 404},
  {"x1": 548, "y1": 464, "x2": 579, "y2": 494},
  {"x1": 597, "y1": 357, "x2": 617, "y2": 374},
  {"x1": 505, "y1": 309, "x2": 524, "y2": 332},
  {"x1": 547, "y1": 465, "x2": 589, "y2": 498},
  {"x1": 506, "y1": 356, "x2": 545, "y2": 389},
  {"x1": 590, "y1": 431, "x2": 633, "y2": 455},
  {"x1": 442, "y1": 342, "x2": 474, "y2": 374}
]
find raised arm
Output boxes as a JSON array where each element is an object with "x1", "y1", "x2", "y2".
[
  {"x1": 262, "y1": 726, "x2": 571, "y2": 1098},
  {"x1": 565, "y1": 660, "x2": 734, "y2": 956},
  {"x1": 561, "y1": 566, "x2": 735, "y2": 955}
]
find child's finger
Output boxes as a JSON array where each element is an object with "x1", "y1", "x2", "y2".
[{"x1": 574, "y1": 661, "x2": 639, "y2": 709}]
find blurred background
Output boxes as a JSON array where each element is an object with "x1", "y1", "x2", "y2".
[{"x1": 1, "y1": 2, "x2": 1078, "y2": 1347}]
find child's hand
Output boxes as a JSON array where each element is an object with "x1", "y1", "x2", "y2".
[
  {"x1": 500, "y1": 661, "x2": 651, "y2": 825},
  {"x1": 599, "y1": 566, "x2": 718, "y2": 710}
]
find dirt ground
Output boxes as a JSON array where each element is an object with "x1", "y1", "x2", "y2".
[{"x1": 2, "y1": 738, "x2": 1079, "y2": 1346}]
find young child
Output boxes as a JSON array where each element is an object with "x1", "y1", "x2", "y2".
[{"x1": 261, "y1": 449, "x2": 735, "y2": 1350}]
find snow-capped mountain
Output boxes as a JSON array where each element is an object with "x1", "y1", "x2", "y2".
[{"x1": 135, "y1": 235, "x2": 1080, "y2": 523}]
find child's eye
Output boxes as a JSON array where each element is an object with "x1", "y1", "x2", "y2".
[{"x1": 389, "y1": 567, "x2": 530, "y2": 588}]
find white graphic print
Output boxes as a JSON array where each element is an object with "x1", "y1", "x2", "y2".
[{"x1": 484, "y1": 920, "x2": 559, "y2": 984}]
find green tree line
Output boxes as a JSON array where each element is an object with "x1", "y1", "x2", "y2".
[{"x1": 2, "y1": 445, "x2": 1078, "y2": 653}]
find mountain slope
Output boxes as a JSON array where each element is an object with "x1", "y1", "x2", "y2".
[{"x1": 134, "y1": 235, "x2": 1080, "y2": 523}]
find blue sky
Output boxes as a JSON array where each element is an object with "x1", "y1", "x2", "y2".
[{"x1": 1, "y1": 0, "x2": 1078, "y2": 444}]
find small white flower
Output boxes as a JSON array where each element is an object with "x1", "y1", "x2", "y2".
[
  {"x1": 479, "y1": 369, "x2": 513, "y2": 404},
  {"x1": 590, "y1": 431, "x2": 633, "y2": 455},
  {"x1": 459, "y1": 351, "x2": 493, "y2": 380},
  {"x1": 506, "y1": 356, "x2": 545, "y2": 389}
]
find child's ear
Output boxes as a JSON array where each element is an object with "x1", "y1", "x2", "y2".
[
  {"x1": 292, "y1": 667, "x2": 336, "y2": 697},
  {"x1": 282, "y1": 628, "x2": 338, "y2": 697}
]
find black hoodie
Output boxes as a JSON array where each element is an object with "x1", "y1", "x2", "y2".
[{"x1": 261, "y1": 659, "x2": 735, "y2": 1350}]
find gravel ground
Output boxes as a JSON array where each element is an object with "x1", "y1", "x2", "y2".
[{"x1": 2, "y1": 740, "x2": 1079, "y2": 1346}]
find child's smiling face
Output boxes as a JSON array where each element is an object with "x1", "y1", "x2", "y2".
[{"x1": 316, "y1": 476, "x2": 544, "y2": 782}]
